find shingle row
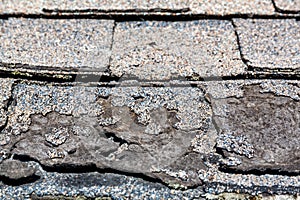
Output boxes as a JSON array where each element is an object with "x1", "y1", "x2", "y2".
[
  {"x1": 1, "y1": 18, "x2": 299, "y2": 80},
  {"x1": 0, "y1": 78, "x2": 299, "y2": 189}
]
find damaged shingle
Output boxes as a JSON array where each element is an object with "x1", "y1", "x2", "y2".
[
  {"x1": 212, "y1": 84, "x2": 300, "y2": 173},
  {"x1": 111, "y1": 20, "x2": 246, "y2": 80}
]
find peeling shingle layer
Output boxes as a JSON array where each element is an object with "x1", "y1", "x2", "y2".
[
  {"x1": 0, "y1": 0, "x2": 299, "y2": 198},
  {"x1": 0, "y1": 80, "x2": 299, "y2": 197}
]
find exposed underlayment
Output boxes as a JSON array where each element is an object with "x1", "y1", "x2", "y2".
[
  {"x1": 0, "y1": 79, "x2": 299, "y2": 198},
  {"x1": 0, "y1": 0, "x2": 300, "y2": 199},
  {"x1": 213, "y1": 85, "x2": 300, "y2": 173}
]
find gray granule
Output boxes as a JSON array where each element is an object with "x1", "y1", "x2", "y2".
[
  {"x1": 234, "y1": 19, "x2": 300, "y2": 69},
  {"x1": 0, "y1": 18, "x2": 114, "y2": 71},
  {"x1": 273, "y1": 0, "x2": 300, "y2": 12},
  {"x1": 111, "y1": 20, "x2": 246, "y2": 80},
  {"x1": 0, "y1": 0, "x2": 276, "y2": 16}
]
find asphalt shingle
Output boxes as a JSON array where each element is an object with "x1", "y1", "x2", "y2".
[
  {"x1": 0, "y1": 0, "x2": 43, "y2": 14},
  {"x1": 213, "y1": 81, "x2": 300, "y2": 173},
  {"x1": 190, "y1": 0, "x2": 275, "y2": 15},
  {"x1": 234, "y1": 19, "x2": 300, "y2": 70},
  {"x1": 1, "y1": 81, "x2": 210, "y2": 187},
  {"x1": 274, "y1": 0, "x2": 300, "y2": 13},
  {"x1": 42, "y1": 0, "x2": 190, "y2": 12},
  {"x1": 1, "y1": 79, "x2": 300, "y2": 197},
  {"x1": 0, "y1": 0, "x2": 275, "y2": 15},
  {"x1": 111, "y1": 20, "x2": 246, "y2": 80},
  {"x1": 0, "y1": 18, "x2": 114, "y2": 71},
  {"x1": 0, "y1": 0, "x2": 299, "y2": 198}
]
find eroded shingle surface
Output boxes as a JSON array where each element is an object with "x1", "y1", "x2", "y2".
[
  {"x1": 0, "y1": 79, "x2": 14, "y2": 131},
  {"x1": 0, "y1": 160, "x2": 37, "y2": 180},
  {"x1": 0, "y1": 79, "x2": 300, "y2": 197},
  {"x1": 0, "y1": 82, "x2": 210, "y2": 187},
  {"x1": 234, "y1": 19, "x2": 300, "y2": 70},
  {"x1": 0, "y1": 0, "x2": 299, "y2": 198},
  {"x1": 274, "y1": 0, "x2": 300, "y2": 13},
  {"x1": 212, "y1": 81, "x2": 300, "y2": 173},
  {"x1": 0, "y1": 18, "x2": 114, "y2": 71},
  {"x1": 111, "y1": 21, "x2": 246, "y2": 80}
]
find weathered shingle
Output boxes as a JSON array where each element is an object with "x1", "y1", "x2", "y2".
[
  {"x1": 0, "y1": 0, "x2": 299, "y2": 198},
  {"x1": 234, "y1": 19, "x2": 300, "y2": 70},
  {"x1": 111, "y1": 20, "x2": 246, "y2": 80},
  {"x1": 274, "y1": 0, "x2": 300, "y2": 13},
  {"x1": 213, "y1": 81, "x2": 300, "y2": 173},
  {"x1": 1, "y1": 79, "x2": 300, "y2": 195},
  {"x1": 2, "y1": 81, "x2": 209, "y2": 187},
  {"x1": 0, "y1": 18, "x2": 114, "y2": 71}
]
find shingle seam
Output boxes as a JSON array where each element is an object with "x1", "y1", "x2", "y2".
[
  {"x1": 0, "y1": 14, "x2": 299, "y2": 21},
  {"x1": 41, "y1": 8, "x2": 191, "y2": 14},
  {"x1": 107, "y1": 21, "x2": 117, "y2": 75},
  {"x1": 230, "y1": 19, "x2": 252, "y2": 71}
]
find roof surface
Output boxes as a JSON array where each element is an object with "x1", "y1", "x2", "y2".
[{"x1": 0, "y1": 0, "x2": 299, "y2": 199}]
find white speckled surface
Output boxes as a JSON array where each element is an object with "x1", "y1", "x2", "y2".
[
  {"x1": 0, "y1": 0, "x2": 276, "y2": 15},
  {"x1": 234, "y1": 19, "x2": 300, "y2": 69},
  {"x1": 111, "y1": 20, "x2": 246, "y2": 80},
  {"x1": 274, "y1": 0, "x2": 300, "y2": 12},
  {"x1": 0, "y1": 18, "x2": 114, "y2": 71}
]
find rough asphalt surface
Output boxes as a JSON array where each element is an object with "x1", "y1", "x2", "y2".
[{"x1": 0, "y1": 0, "x2": 300, "y2": 199}]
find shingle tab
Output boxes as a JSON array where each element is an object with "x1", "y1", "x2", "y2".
[
  {"x1": 0, "y1": 18, "x2": 114, "y2": 71},
  {"x1": 1, "y1": 79, "x2": 300, "y2": 195},
  {"x1": 111, "y1": 20, "x2": 246, "y2": 80},
  {"x1": 234, "y1": 19, "x2": 300, "y2": 70},
  {"x1": 274, "y1": 0, "x2": 300, "y2": 13}
]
